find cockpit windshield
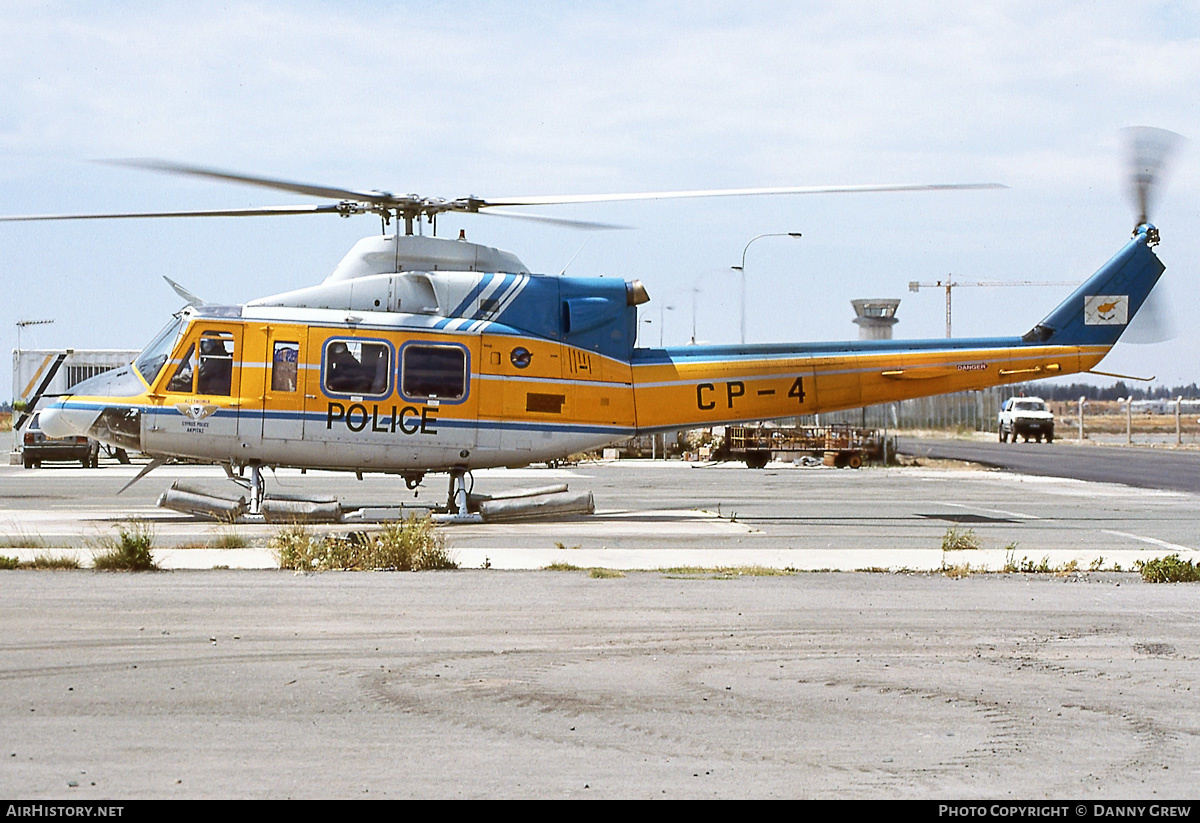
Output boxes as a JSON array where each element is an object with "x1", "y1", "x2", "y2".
[{"x1": 134, "y1": 317, "x2": 185, "y2": 385}]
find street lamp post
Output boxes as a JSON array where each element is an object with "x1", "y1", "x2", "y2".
[
  {"x1": 691, "y1": 285, "x2": 701, "y2": 344},
  {"x1": 731, "y1": 232, "x2": 802, "y2": 344},
  {"x1": 688, "y1": 269, "x2": 724, "y2": 345},
  {"x1": 658, "y1": 304, "x2": 675, "y2": 347}
]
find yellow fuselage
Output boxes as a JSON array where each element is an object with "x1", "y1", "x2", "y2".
[{"x1": 59, "y1": 308, "x2": 1108, "y2": 472}]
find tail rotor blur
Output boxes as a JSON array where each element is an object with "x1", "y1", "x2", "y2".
[
  {"x1": 1125, "y1": 126, "x2": 1184, "y2": 229},
  {"x1": 1122, "y1": 127, "x2": 1184, "y2": 343}
]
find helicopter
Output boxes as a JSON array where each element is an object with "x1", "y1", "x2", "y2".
[{"x1": 8, "y1": 129, "x2": 1180, "y2": 521}]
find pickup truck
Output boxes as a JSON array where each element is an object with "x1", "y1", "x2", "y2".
[{"x1": 998, "y1": 397, "x2": 1055, "y2": 443}]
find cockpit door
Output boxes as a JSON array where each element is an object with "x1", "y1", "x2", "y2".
[{"x1": 144, "y1": 324, "x2": 244, "y2": 457}]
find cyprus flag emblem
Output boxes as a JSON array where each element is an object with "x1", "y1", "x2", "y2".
[{"x1": 1083, "y1": 295, "x2": 1128, "y2": 325}]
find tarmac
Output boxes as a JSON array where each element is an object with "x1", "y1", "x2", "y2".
[
  {"x1": 1, "y1": 456, "x2": 1198, "y2": 571},
  {"x1": 3, "y1": 455, "x2": 1199, "y2": 799}
]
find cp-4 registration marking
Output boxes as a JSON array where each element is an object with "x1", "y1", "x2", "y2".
[{"x1": 696, "y1": 377, "x2": 805, "y2": 410}]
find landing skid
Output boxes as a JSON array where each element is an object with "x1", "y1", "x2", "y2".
[
  {"x1": 157, "y1": 469, "x2": 595, "y2": 524},
  {"x1": 435, "y1": 468, "x2": 479, "y2": 524}
]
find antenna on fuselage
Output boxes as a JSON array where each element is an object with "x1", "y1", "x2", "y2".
[{"x1": 559, "y1": 239, "x2": 591, "y2": 276}]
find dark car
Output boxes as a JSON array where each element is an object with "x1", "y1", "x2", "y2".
[{"x1": 22, "y1": 412, "x2": 100, "y2": 468}]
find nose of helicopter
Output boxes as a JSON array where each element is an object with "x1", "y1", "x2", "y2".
[{"x1": 39, "y1": 400, "x2": 102, "y2": 439}]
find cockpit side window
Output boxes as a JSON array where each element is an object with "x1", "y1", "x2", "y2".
[
  {"x1": 134, "y1": 317, "x2": 185, "y2": 385},
  {"x1": 167, "y1": 344, "x2": 197, "y2": 392},
  {"x1": 196, "y1": 331, "x2": 235, "y2": 396}
]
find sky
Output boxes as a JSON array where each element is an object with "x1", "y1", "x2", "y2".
[{"x1": 3, "y1": 0, "x2": 1199, "y2": 399}]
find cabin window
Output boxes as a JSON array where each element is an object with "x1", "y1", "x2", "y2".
[
  {"x1": 271, "y1": 342, "x2": 299, "y2": 392},
  {"x1": 401, "y1": 344, "x2": 467, "y2": 401},
  {"x1": 196, "y1": 332, "x2": 235, "y2": 396},
  {"x1": 323, "y1": 339, "x2": 391, "y2": 396}
]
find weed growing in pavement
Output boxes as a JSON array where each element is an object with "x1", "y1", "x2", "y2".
[
  {"x1": 659, "y1": 565, "x2": 798, "y2": 579},
  {"x1": 0, "y1": 553, "x2": 80, "y2": 570},
  {"x1": 92, "y1": 520, "x2": 157, "y2": 571},
  {"x1": 941, "y1": 561, "x2": 974, "y2": 578},
  {"x1": 1136, "y1": 554, "x2": 1200, "y2": 583},
  {"x1": 272, "y1": 517, "x2": 456, "y2": 571},
  {"x1": 27, "y1": 554, "x2": 81, "y2": 569},
  {"x1": 269, "y1": 524, "x2": 322, "y2": 570},
  {"x1": 588, "y1": 568, "x2": 625, "y2": 578},
  {"x1": 211, "y1": 527, "x2": 251, "y2": 549},
  {"x1": 0, "y1": 531, "x2": 48, "y2": 549},
  {"x1": 941, "y1": 526, "x2": 981, "y2": 552}
]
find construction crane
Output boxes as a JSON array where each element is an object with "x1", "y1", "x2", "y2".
[{"x1": 907, "y1": 278, "x2": 1077, "y2": 338}]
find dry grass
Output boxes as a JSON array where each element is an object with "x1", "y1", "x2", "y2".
[
  {"x1": 659, "y1": 565, "x2": 799, "y2": 579},
  {"x1": 1136, "y1": 554, "x2": 1200, "y2": 583},
  {"x1": 588, "y1": 567, "x2": 625, "y2": 578},
  {"x1": 92, "y1": 520, "x2": 157, "y2": 571},
  {"x1": 0, "y1": 554, "x2": 81, "y2": 570},
  {"x1": 941, "y1": 527, "x2": 981, "y2": 552},
  {"x1": 0, "y1": 531, "x2": 49, "y2": 549},
  {"x1": 273, "y1": 517, "x2": 456, "y2": 571},
  {"x1": 941, "y1": 562, "x2": 974, "y2": 579},
  {"x1": 211, "y1": 528, "x2": 251, "y2": 549}
]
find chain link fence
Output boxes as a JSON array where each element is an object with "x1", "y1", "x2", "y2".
[{"x1": 797, "y1": 386, "x2": 1011, "y2": 432}]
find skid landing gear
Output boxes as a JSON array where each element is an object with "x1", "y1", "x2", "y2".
[
  {"x1": 432, "y1": 468, "x2": 482, "y2": 524},
  {"x1": 224, "y1": 463, "x2": 265, "y2": 516},
  {"x1": 247, "y1": 464, "x2": 264, "y2": 515},
  {"x1": 158, "y1": 465, "x2": 591, "y2": 524}
]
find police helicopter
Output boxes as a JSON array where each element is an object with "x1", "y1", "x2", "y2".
[{"x1": 7, "y1": 129, "x2": 1180, "y2": 521}]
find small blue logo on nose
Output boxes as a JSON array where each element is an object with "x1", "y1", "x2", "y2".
[{"x1": 510, "y1": 347, "x2": 532, "y2": 369}]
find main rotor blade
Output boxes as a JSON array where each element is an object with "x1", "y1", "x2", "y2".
[
  {"x1": 103, "y1": 159, "x2": 399, "y2": 204},
  {"x1": 0, "y1": 204, "x2": 350, "y2": 222},
  {"x1": 163, "y1": 276, "x2": 205, "y2": 307},
  {"x1": 477, "y1": 210, "x2": 631, "y2": 231},
  {"x1": 478, "y1": 182, "x2": 1007, "y2": 207}
]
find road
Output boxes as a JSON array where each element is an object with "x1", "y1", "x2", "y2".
[{"x1": 897, "y1": 436, "x2": 1200, "y2": 494}]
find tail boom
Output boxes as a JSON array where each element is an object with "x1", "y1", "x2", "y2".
[
  {"x1": 630, "y1": 340, "x2": 1110, "y2": 432},
  {"x1": 631, "y1": 229, "x2": 1161, "y2": 432}
]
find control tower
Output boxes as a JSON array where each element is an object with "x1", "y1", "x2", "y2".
[{"x1": 851, "y1": 298, "x2": 900, "y2": 340}]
